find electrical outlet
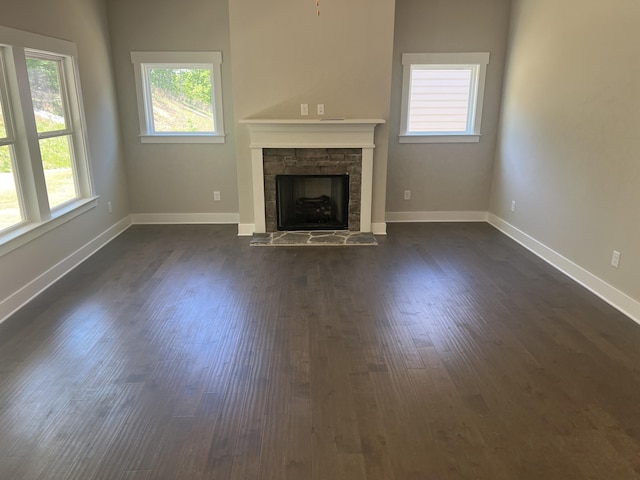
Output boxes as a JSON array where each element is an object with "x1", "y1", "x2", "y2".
[
  {"x1": 214, "y1": 191, "x2": 221, "y2": 201},
  {"x1": 107, "y1": 201, "x2": 112, "y2": 214},
  {"x1": 511, "y1": 200, "x2": 516, "y2": 212},
  {"x1": 404, "y1": 190, "x2": 411, "y2": 200},
  {"x1": 301, "y1": 104, "x2": 308, "y2": 116},
  {"x1": 317, "y1": 104, "x2": 324, "y2": 115},
  {"x1": 611, "y1": 250, "x2": 621, "y2": 269}
]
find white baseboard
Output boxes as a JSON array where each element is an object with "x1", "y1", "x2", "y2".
[
  {"x1": 488, "y1": 214, "x2": 640, "y2": 326},
  {"x1": 386, "y1": 211, "x2": 489, "y2": 223},
  {"x1": 372, "y1": 222, "x2": 387, "y2": 235},
  {"x1": 0, "y1": 216, "x2": 132, "y2": 325},
  {"x1": 5, "y1": 212, "x2": 636, "y2": 329},
  {"x1": 131, "y1": 212, "x2": 240, "y2": 225},
  {"x1": 238, "y1": 224, "x2": 255, "y2": 236}
]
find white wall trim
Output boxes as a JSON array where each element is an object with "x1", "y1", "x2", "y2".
[
  {"x1": 400, "y1": 52, "x2": 490, "y2": 140},
  {"x1": 4, "y1": 212, "x2": 637, "y2": 329},
  {"x1": 0, "y1": 216, "x2": 132, "y2": 325},
  {"x1": 130, "y1": 51, "x2": 225, "y2": 141},
  {"x1": 237, "y1": 224, "x2": 255, "y2": 236},
  {"x1": 131, "y1": 213, "x2": 240, "y2": 225},
  {"x1": 372, "y1": 222, "x2": 387, "y2": 235},
  {"x1": 386, "y1": 211, "x2": 489, "y2": 223},
  {"x1": 488, "y1": 214, "x2": 640, "y2": 326}
]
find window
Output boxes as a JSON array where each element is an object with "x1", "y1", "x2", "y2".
[
  {"x1": 0, "y1": 54, "x2": 23, "y2": 231},
  {"x1": 400, "y1": 52, "x2": 490, "y2": 143},
  {"x1": 131, "y1": 52, "x2": 225, "y2": 143},
  {"x1": 26, "y1": 55, "x2": 78, "y2": 209},
  {"x1": 0, "y1": 26, "x2": 95, "y2": 252}
]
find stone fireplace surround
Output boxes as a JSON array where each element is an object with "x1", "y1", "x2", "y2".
[
  {"x1": 264, "y1": 149, "x2": 361, "y2": 232},
  {"x1": 240, "y1": 119, "x2": 384, "y2": 233}
]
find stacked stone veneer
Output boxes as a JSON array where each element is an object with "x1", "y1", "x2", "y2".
[{"x1": 262, "y1": 148, "x2": 363, "y2": 232}]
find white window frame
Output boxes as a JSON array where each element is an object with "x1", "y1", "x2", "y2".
[
  {"x1": 0, "y1": 52, "x2": 23, "y2": 221},
  {"x1": 400, "y1": 52, "x2": 490, "y2": 144},
  {"x1": 130, "y1": 51, "x2": 225, "y2": 144},
  {"x1": 0, "y1": 26, "x2": 96, "y2": 256}
]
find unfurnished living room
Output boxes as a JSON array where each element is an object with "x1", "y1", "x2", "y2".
[{"x1": 1, "y1": 0, "x2": 639, "y2": 478}]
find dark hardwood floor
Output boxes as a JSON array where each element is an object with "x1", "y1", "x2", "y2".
[{"x1": 1, "y1": 223, "x2": 640, "y2": 479}]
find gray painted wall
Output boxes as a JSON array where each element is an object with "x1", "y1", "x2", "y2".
[
  {"x1": 387, "y1": 0, "x2": 511, "y2": 215},
  {"x1": 3, "y1": 0, "x2": 639, "y2": 321},
  {"x1": 0, "y1": 0, "x2": 129, "y2": 315},
  {"x1": 228, "y1": 0, "x2": 396, "y2": 229},
  {"x1": 490, "y1": 0, "x2": 640, "y2": 301},
  {"x1": 107, "y1": 0, "x2": 238, "y2": 216}
]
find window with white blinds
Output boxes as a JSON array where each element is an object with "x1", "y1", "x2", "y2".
[{"x1": 400, "y1": 52, "x2": 490, "y2": 144}]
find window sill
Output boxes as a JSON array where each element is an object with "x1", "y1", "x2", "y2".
[
  {"x1": 399, "y1": 134, "x2": 481, "y2": 144},
  {"x1": 140, "y1": 134, "x2": 225, "y2": 144},
  {"x1": 0, "y1": 197, "x2": 98, "y2": 257}
]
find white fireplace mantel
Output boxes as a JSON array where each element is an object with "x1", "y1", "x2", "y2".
[{"x1": 240, "y1": 118, "x2": 385, "y2": 233}]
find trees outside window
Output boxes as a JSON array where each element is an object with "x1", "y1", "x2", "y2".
[
  {"x1": 131, "y1": 52, "x2": 225, "y2": 144},
  {"x1": 0, "y1": 26, "x2": 94, "y2": 252}
]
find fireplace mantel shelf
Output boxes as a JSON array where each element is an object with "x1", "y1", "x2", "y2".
[
  {"x1": 241, "y1": 118, "x2": 384, "y2": 149},
  {"x1": 240, "y1": 118, "x2": 385, "y2": 125}
]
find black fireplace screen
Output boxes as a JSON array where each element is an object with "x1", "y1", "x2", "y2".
[{"x1": 276, "y1": 174, "x2": 349, "y2": 231}]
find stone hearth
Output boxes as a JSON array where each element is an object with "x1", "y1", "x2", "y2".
[{"x1": 250, "y1": 231, "x2": 377, "y2": 246}]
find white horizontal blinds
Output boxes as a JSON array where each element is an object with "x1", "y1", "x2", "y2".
[{"x1": 408, "y1": 66, "x2": 475, "y2": 133}]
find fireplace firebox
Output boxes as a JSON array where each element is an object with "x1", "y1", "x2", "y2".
[{"x1": 276, "y1": 174, "x2": 349, "y2": 231}]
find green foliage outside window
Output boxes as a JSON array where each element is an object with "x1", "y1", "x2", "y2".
[
  {"x1": 0, "y1": 117, "x2": 70, "y2": 173},
  {"x1": 149, "y1": 68, "x2": 212, "y2": 108},
  {"x1": 0, "y1": 59, "x2": 70, "y2": 173},
  {"x1": 0, "y1": 147, "x2": 10, "y2": 173},
  {"x1": 26, "y1": 58, "x2": 67, "y2": 133},
  {"x1": 149, "y1": 67, "x2": 214, "y2": 132}
]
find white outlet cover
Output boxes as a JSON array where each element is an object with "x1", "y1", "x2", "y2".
[{"x1": 611, "y1": 250, "x2": 621, "y2": 268}]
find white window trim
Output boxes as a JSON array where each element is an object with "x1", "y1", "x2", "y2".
[
  {"x1": 0, "y1": 26, "x2": 97, "y2": 256},
  {"x1": 400, "y1": 52, "x2": 490, "y2": 144},
  {"x1": 130, "y1": 51, "x2": 225, "y2": 144}
]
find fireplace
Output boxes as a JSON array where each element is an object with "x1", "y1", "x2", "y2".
[
  {"x1": 240, "y1": 118, "x2": 384, "y2": 233},
  {"x1": 276, "y1": 174, "x2": 349, "y2": 231},
  {"x1": 263, "y1": 147, "x2": 362, "y2": 231}
]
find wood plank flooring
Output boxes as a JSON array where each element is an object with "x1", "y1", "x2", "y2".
[{"x1": 1, "y1": 223, "x2": 640, "y2": 479}]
